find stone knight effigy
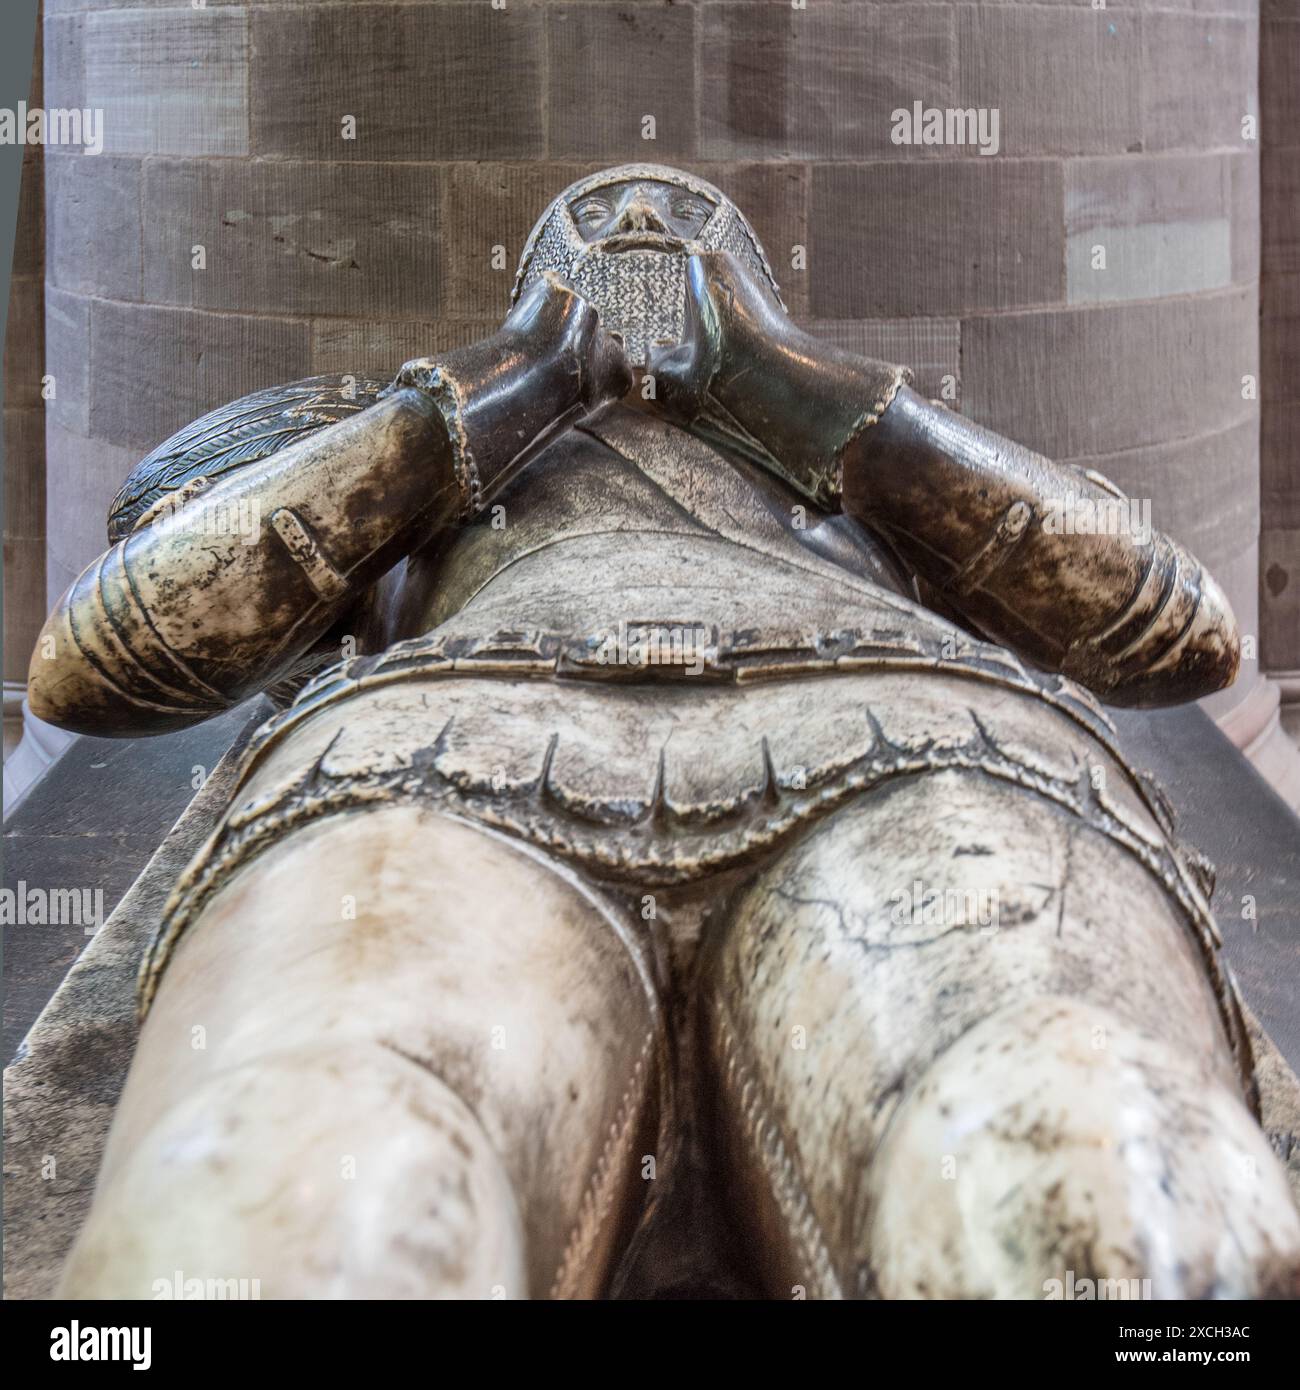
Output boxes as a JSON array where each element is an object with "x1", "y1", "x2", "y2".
[{"x1": 28, "y1": 166, "x2": 1300, "y2": 1297}]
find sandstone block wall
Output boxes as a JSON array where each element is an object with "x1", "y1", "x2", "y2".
[
  {"x1": 4, "y1": 22, "x2": 45, "y2": 690},
  {"x1": 1260, "y1": 0, "x2": 1300, "y2": 709}
]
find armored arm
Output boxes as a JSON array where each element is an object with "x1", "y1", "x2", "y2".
[
  {"x1": 650, "y1": 251, "x2": 1238, "y2": 707},
  {"x1": 29, "y1": 275, "x2": 631, "y2": 736},
  {"x1": 842, "y1": 388, "x2": 1239, "y2": 707}
]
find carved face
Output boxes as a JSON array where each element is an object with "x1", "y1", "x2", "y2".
[
  {"x1": 568, "y1": 179, "x2": 716, "y2": 249},
  {"x1": 513, "y1": 164, "x2": 783, "y2": 368}
]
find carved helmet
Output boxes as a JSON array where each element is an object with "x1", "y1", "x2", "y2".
[{"x1": 512, "y1": 163, "x2": 785, "y2": 367}]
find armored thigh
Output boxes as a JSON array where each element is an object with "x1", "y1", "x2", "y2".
[
  {"x1": 700, "y1": 697, "x2": 1299, "y2": 1299},
  {"x1": 65, "y1": 786, "x2": 667, "y2": 1300}
]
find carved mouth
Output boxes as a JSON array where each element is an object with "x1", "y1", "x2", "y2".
[{"x1": 596, "y1": 231, "x2": 688, "y2": 256}]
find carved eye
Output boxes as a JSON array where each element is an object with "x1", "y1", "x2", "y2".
[
  {"x1": 672, "y1": 197, "x2": 708, "y2": 223},
  {"x1": 573, "y1": 197, "x2": 613, "y2": 225}
]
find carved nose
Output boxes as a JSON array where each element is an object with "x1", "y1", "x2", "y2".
[{"x1": 612, "y1": 198, "x2": 669, "y2": 235}]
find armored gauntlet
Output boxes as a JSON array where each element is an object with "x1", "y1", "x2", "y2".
[
  {"x1": 651, "y1": 251, "x2": 1239, "y2": 708},
  {"x1": 29, "y1": 275, "x2": 631, "y2": 736}
]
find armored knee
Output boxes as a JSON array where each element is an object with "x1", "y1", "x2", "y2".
[{"x1": 861, "y1": 997, "x2": 1300, "y2": 1299}]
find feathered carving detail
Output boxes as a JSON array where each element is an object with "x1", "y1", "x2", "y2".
[{"x1": 106, "y1": 374, "x2": 392, "y2": 542}]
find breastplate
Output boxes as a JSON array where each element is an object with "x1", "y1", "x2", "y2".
[{"x1": 386, "y1": 406, "x2": 920, "y2": 647}]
